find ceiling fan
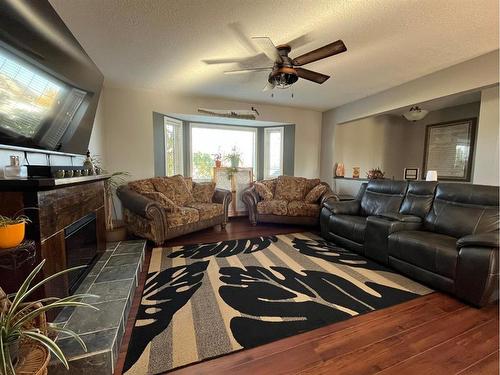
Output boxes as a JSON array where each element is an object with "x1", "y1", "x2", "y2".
[{"x1": 203, "y1": 31, "x2": 347, "y2": 91}]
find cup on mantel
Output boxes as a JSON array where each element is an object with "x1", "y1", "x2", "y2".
[{"x1": 426, "y1": 170, "x2": 438, "y2": 181}]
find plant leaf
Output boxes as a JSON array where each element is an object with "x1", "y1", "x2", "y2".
[
  {"x1": 23, "y1": 330, "x2": 69, "y2": 369},
  {"x1": 48, "y1": 326, "x2": 87, "y2": 352}
]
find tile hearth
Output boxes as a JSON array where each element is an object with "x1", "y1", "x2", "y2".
[{"x1": 50, "y1": 240, "x2": 146, "y2": 375}]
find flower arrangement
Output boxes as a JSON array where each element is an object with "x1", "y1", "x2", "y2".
[
  {"x1": 366, "y1": 167, "x2": 385, "y2": 180},
  {"x1": 213, "y1": 153, "x2": 222, "y2": 168}
]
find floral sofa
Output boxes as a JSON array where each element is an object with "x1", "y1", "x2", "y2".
[
  {"x1": 116, "y1": 175, "x2": 231, "y2": 245},
  {"x1": 241, "y1": 175, "x2": 337, "y2": 226}
]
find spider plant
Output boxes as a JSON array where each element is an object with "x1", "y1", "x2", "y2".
[
  {"x1": 0, "y1": 260, "x2": 98, "y2": 375},
  {"x1": 0, "y1": 215, "x2": 31, "y2": 228}
]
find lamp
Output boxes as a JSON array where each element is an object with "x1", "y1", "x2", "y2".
[
  {"x1": 403, "y1": 106, "x2": 429, "y2": 122},
  {"x1": 426, "y1": 170, "x2": 438, "y2": 181}
]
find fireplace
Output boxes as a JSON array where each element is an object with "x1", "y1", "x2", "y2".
[{"x1": 65, "y1": 213, "x2": 98, "y2": 294}]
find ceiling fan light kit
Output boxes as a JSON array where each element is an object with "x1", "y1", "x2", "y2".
[{"x1": 204, "y1": 30, "x2": 347, "y2": 91}]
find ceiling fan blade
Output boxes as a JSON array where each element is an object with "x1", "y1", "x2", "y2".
[
  {"x1": 202, "y1": 53, "x2": 271, "y2": 68},
  {"x1": 284, "y1": 33, "x2": 312, "y2": 50},
  {"x1": 295, "y1": 68, "x2": 330, "y2": 84},
  {"x1": 292, "y1": 40, "x2": 347, "y2": 66},
  {"x1": 224, "y1": 67, "x2": 272, "y2": 75},
  {"x1": 228, "y1": 22, "x2": 259, "y2": 54},
  {"x1": 251, "y1": 37, "x2": 283, "y2": 63},
  {"x1": 262, "y1": 81, "x2": 275, "y2": 91},
  {"x1": 202, "y1": 58, "x2": 245, "y2": 65}
]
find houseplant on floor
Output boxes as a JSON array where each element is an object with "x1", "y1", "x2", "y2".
[{"x1": 0, "y1": 259, "x2": 97, "y2": 374}]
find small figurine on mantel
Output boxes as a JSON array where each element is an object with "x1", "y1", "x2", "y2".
[
  {"x1": 335, "y1": 162, "x2": 345, "y2": 178},
  {"x1": 83, "y1": 150, "x2": 95, "y2": 175}
]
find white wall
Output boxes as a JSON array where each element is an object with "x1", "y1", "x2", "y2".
[
  {"x1": 101, "y1": 87, "x2": 323, "y2": 181},
  {"x1": 321, "y1": 51, "x2": 500, "y2": 183},
  {"x1": 474, "y1": 86, "x2": 500, "y2": 185}
]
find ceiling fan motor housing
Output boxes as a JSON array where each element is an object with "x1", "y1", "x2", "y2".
[{"x1": 269, "y1": 45, "x2": 298, "y2": 88}]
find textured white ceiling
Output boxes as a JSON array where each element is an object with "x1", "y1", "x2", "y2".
[{"x1": 49, "y1": 0, "x2": 499, "y2": 111}]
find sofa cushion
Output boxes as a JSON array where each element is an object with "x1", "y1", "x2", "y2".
[
  {"x1": 388, "y1": 230, "x2": 458, "y2": 278},
  {"x1": 166, "y1": 207, "x2": 199, "y2": 228},
  {"x1": 424, "y1": 183, "x2": 499, "y2": 239},
  {"x1": 304, "y1": 178, "x2": 321, "y2": 194},
  {"x1": 192, "y1": 182, "x2": 215, "y2": 203},
  {"x1": 257, "y1": 200, "x2": 288, "y2": 215},
  {"x1": 261, "y1": 179, "x2": 277, "y2": 197},
  {"x1": 186, "y1": 202, "x2": 224, "y2": 221},
  {"x1": 184, "y1": 177, "x2": 193, "y2": 192},
  {"x1": 329, "y1": 214, "x2": 367, "y2": 244},
  {"x1": 360, "y1": 180, "x2": 408, "y2": 216},
  {"x1": 254, "y1": 181, "x2": 274, "y2": 201},
  {"x1": 152, "y1": 175, "x2": 193, "y2": 206},
  {"x1": 399, "y1": 181, "x2": 437, "y2": 218},
  {"x1": 129, "y1": 179, "x2": 155, "y2": 194},
  {"x1": 141, "y1": 192, "x2": 180, "y2": 212},
  {"x1": 304, "y1": 184, "x2": 327, "y2": 203},
  {"x1": 275, "y1": 176, "x2": 308, "y2": 201},
  {"x1": 287, "y1": 201, "x2": 320, "y2": 217}
]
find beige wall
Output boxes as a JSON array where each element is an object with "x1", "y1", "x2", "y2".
[
  {"x1": 333, "y1": 102, "x2": 481, "y2": 185},
  {"x1": 474, "y1": 86, "x2": 500, "y2": 185},
  {"x1": 101, "y1": 87, "x2": 323, "y2": 181},
  {"x1": 321, "y1": 51, "x2": 500, "y2": 183}
]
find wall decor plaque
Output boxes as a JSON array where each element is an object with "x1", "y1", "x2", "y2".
[{"x1": 423, "y1": 118, "x2": 477, "y2": 181}]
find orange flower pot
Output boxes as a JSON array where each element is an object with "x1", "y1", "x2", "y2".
[{"x1": 0, "y1": 222, "x2": 25, "y2": 249}]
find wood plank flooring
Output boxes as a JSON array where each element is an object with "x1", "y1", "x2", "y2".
[{"x1": 114, "y1": 217, "x2": 499, "y2": 375}]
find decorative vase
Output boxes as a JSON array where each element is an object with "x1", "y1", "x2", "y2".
[
  {"x1": 352, "y1": 167, "x2": 360, "y2": 179},
  {"x1": 215, "y1": 160, "x2": 222, "y2": 168},
  {"x1": 335, "y1": 162, "x2": 345, "y2": 177},
  {"x1": 0, "y1": 222, "x2": 25, "y2": 249}
]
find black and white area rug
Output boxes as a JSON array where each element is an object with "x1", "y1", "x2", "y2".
[{"x1": 124, "y1": 232, "x2": 432, "y2": 374}]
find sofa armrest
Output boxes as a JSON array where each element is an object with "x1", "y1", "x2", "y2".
[
  {"x1": 323, "y1": 199, "x2": 360, "y2": 215},
  {"x1": 212, "y1": 188, "x2": 232, "y2": 224},
  {"x1": 378, "y1": 212, "x2": 422, "y2": 223},
  {"x1": 116, "y1": 185, "x2": 164, "y2": 219},
  {"x1": 319, "y1": 184, "x2": 339, "y2": 207},
  {"x1": 241, "y1": 185, "x2": 260, "y2": 225},
  {"x1": 457, "y1": 232, "x2": 499, "y2": 249}
]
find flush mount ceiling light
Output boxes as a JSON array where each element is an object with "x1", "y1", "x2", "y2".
[{"x1": 403, "y1": 106, "x2": 429, "y2": 121}]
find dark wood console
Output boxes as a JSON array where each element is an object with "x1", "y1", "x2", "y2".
[{"x1": 0, "y1": 176, "x2": 108, "y2": 300}]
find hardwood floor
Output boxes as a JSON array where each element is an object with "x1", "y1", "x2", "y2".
[{"x1": 114, "y1": 217, "x2": 499, "y2": 375}]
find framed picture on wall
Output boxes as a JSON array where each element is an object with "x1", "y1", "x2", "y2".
[
  {"x1": 423, "y1": 118, "x2": 477, "y2": 181},
  {"x1": 403, "y1": 168, "x2": 419, "y2": 180}
]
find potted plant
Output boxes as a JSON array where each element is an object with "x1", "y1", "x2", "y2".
[
  {"x1": 366, "y1": 167, "x2": 385, "y2": 180},
  {"x1": 104, "y1": 172, "x2": 130, "y2": 242},
  {"x1": 0, "y1": 260, "x2": 97, "y2": 374},
  {"x1": 225, "y1": 147, "x2": 242, "y2": 168},
  {"x1": 90, "y1": 156, "x2": 129, "y2": 242},
  {"x1": 213, "y1": 153, "x2": 222, "y2": 168},
  {"x1": 0, "y1": 213, "x2": 31, "y2": 250}
]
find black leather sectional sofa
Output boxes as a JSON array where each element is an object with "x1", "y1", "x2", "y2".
[{"x1": 320, "y1": 180, "x2": 499, "y2": 307}]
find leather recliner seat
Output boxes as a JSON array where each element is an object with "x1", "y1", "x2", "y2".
[
  {"x1": 321, "y1": 180, "x2": 499, "y2": 307},
  {"x1": 320, "y1": 180, "x2": 408, "y2": 254}
]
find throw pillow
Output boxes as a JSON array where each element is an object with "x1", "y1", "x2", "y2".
[
  {"x1": 192, "y1": 182, "x2": 216, "y2": 203},
  {"x1": 304, "y1": 184, "x2": 327, "y2": 203},
  {"x1": 152, "y1": 175, "x2": 193, "y2": 206},
  {"x1": 254, "y1": 181, "x2": 273, "y2": 201},
  {"x1": 129, "y1": 179, "x2": 155, "y2": 194},
  {"x1": 142, "y1": 192, "x2": 180, "y2": 212},
  {"x1": 304, "y1": 178, "x2": 321, "y2": 195},
  {"x1": 260, "y1": 179, "x2": 277, "y2": 196},
  {"x1": 274, "y1": 175, "x2": 308, "y2": 201}
]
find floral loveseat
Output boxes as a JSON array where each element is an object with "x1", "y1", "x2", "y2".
[
  {"x1": 116, "y1": 175, "x2": 231, "y2": 244},
  {"x1": 241, "y1": 175, "x2": 337, "y2": 226}
]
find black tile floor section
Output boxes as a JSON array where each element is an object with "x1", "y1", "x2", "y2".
[{"x1": 49, "y1": 240, "x2": 146, "y2": 375}]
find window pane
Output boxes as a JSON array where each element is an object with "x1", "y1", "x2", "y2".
[
  {"x1": 191, "y1": 124, "x2": 257, "y2": 180},
  {"x1": 164, "y1": 117, "x2": 183, "y2": 175},
  {"x1": 264, "y1": 127, "x2": 284, "y2": 178}
]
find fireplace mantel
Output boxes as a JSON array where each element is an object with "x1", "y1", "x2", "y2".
[{"x1": 0, "y1": 176, "x2": 107, "y2": 305}]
